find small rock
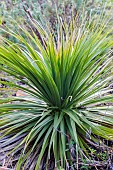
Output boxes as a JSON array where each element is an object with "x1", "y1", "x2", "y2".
[
  {"x1": 0, "y1": 166, "x2": 8, "y2": 170},
  {"x1": 16, "y1": 90, "x2": 27, "y2": 97}
]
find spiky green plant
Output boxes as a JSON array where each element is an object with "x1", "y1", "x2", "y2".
[{"x1": 0, "y1": 16, "x2": 113, "y2": 169}]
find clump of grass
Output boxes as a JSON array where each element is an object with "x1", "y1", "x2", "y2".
[{"x1": 0, "y1": 14, "x2": 113, "y2": 169}]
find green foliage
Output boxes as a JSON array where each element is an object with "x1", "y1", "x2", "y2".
[
  {"x1": 97, "y1": 151, "x2": 108, "y2": 161},
  {"x1": 0, "y1": 13, "x2": 113, "y2": 169},
  {"x1": 0, "y1": 0, "x2": 113, "y2": 42}
]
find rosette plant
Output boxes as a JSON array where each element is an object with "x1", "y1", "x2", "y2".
[{"x1": 0, "y1": 16, "x2": 113, "y2": 170}]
